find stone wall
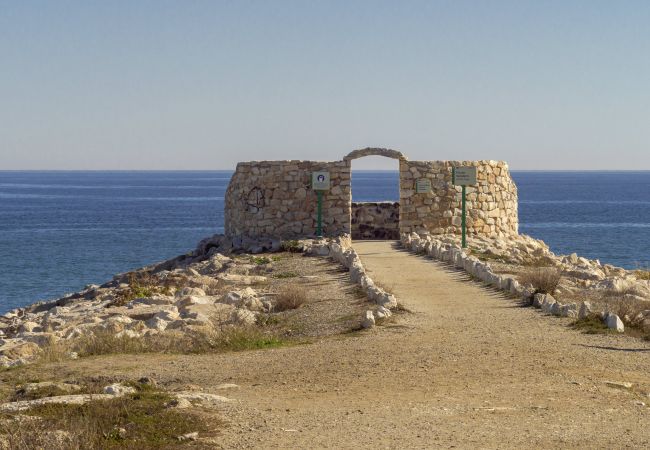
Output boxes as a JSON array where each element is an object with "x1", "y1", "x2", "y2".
[
  {"x1": 224, "y1": 150, "x2": 518, "y2": 240},
  {"x1": 224, "y1": 160, "x2": 351, "y2": 238},
  {"x1": 398, "y1": 160, "x2": 518, "y2": 237},
  {"x1": 351, "y1": 202, "x2": 400, "y2": 240}
]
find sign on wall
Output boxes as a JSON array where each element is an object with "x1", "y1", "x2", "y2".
[
  {"x1": 415, "y1": 178, "x2": 432, "y2": 193},
  {"x1": 312, "y1": 171, "x2": 330, "y2": 191},
  {"x1": 452, "y1": 166, "x2": 477, "y2": 186}
]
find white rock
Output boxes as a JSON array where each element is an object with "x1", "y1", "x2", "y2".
[
  {"x1": 103, "y1": 383, "x2": 137, "y2": 396},
  {"x1": 578, "y1": 301, "x2": 592, "y2": 320},
  {"x1": 145, "y1": 317, "x2": 168, "y2": 331},
  {"x1": 19, "y1": 322, "x2": 42, "y2": 333},
  {"x1": 176, "y1": 287, "x2": 206, "y2": 298},
  {"x1": 361, "y1": 310, "x2": 375, "y2": 329},
  {"x1": 376, "y1": 306, "x2": 392, "y2": 318},
  {"x1": 606, "y1": 313, "x2": 624, "y2": 332},
  {"x1": 229, "y1": 309, "x2": 256, "y2": 326}
]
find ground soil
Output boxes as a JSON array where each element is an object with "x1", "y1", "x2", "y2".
[{"x1": 4, "y1": 241, "x2": 650, "y2": 449}]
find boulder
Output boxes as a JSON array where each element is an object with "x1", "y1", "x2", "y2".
[
  {"x1": 229, "y1": 309, "x2": 256, "y2": 326},
  {"x1": 361, "y1": 310, "x2": 375, "y2": 329},
  {"x1": 103, "y1": 383, "x2": 137, "y2": 396},
  {"x1": 145, "y1": 317, "x2": 168, "y2": 332},
  {"x1": 376, "y1": 306, "x2": 392, "y2": 319},
  {"x1": 176, "y1": 287, "x2": 206, "y2": 298},
  {"x1": 578, "y1": 302, "x2": 592, "y2": 320},
  {"x1": 606, "y1": 314, "x2": 624, "y2": 332},
  {"x1": 560, "y1": 303, "x2": 578, "y2": 318},
  {"x1": 18, "y1": 322, "x2": 42, "y2": 333},
  {"x1": 550, "y1": 302, "x2": 561, "y2": 316},
  {"x1": 0, "y1": 394, "x2": 117, "y2": 412}
]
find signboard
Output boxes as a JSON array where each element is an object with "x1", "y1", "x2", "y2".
[
  {"x1": 451, "y1": 166, "x2": 477, "y2": 248},
  {"x1": 452, "y1": 166, "x2": 477, "y2": 186},
  {"x1": 312, "y1": 171, "x2": 330, "y2": 191},
  {"x1": 415, "y1": 178, "x2": 431, "y2": 193}
]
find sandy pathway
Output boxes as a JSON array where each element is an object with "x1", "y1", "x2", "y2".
[{"x1": 66, "y1": 241, "x2": 650, "y2": 448}]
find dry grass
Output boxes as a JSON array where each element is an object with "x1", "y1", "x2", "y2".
[
  {"x1": 518, "y1": 267, "x2": 562, "y2": 295},
  {"x1": 634, "y1": 269, "x2": 650, "y2": 281},
  {"x1": 0, "y1": 384, "x2": 215, "y2": 449},
  {"x1": 34, "y1": 326, "x2": 286, "y2": 364},
  {"x1": 273, "y1": 285, "x2": 308, "y2": 312}
]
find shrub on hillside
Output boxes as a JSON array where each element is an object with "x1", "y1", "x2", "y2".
[
  {"x1": 519, "y1": 267, "x2": 562, "y2": 295},
  {"x1": 274, "y1": 285, "x2": 308, "y2": 312}
]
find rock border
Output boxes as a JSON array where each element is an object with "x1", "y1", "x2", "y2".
[{"x1": 401, "y1": 232, "x2": 625, "y2": 333}]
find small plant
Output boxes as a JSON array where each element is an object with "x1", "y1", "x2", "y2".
[
  {"x1": 571, "y1": 317, "x2": 612, "y2": 335},
  {"x1": 280, "y1": 240, "x2": 302, "y2": 253},
  {"x1": 274, "y1": 285, "x2": 308, "y2": 312},
  {"x1": 251, "y1": 256, "x2": 272, "y2": 265},
  {"x1": 518, "y1": 267, "x2": 562, "y2": 295},
  {"x1": 214, "y1": 326, "x2": 284, "y2": 351}
]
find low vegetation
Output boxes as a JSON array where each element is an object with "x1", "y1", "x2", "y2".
[
  {"x1": 273, "y1": 285, "x2": 308, "y2": 312},
  {"x1": 280, "y1": 240, "x2": 302, "y2": 253},
  {"x1": 0, "y1": 384, "x2": 215, "y2": 449},
  {"x1": 518, "y1": 267, "x2": 562, "y2": 295}
]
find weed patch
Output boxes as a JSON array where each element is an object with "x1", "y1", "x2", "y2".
[
  {"x1": 273, "y1": 285, "x2": 308, "y2": 312},
  {"x1": 518, "y1": 267, "x2": 561, "y2": 295}
]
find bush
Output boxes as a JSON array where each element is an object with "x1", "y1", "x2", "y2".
[
  {"x1": 280, "y1": 240, "x2": 302, "y2": 253},
  {"x1": 274, "y1": 285, "x2": 308, "y2": 312},
  {"x1": 518, "y1": 267, "x2": 562, "y2": 295}
]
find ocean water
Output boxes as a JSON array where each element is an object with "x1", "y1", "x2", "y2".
[{"x1": 0, "y1": 170, "x2": 648, "y2": 313}]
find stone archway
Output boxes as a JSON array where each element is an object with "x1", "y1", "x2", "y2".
[
  {"x1": 343, "y1": 147, "x2": 408, "y2": 162},
  {"x1": 344, "y1": 148, "x2": 405, "y2": 240}
]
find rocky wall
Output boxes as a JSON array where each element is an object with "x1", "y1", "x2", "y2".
[
  {"x1": 399, "y1": 160, "x2": 518, "y2": 237},
  {"x1": 351, "y1": 202, "x2": 400, "y2": 240},
  {"x1": 224, "y1": 160, "x2": 351, "y2": 239}
]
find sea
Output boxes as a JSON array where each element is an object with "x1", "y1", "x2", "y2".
[{"x1": 0, "y1": 170, "x2": 648, "y2": 313}]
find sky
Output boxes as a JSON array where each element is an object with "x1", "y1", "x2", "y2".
[{"x1": 1, "y1": 1, "x2": 649, "y2": 170}]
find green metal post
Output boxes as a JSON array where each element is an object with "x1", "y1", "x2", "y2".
[
  {"x1": 316, "y1": 191, "x2": 323, "y2": 237},
  {"x1": 461, "y1": 185, "x2": 466, "y2": 248}
]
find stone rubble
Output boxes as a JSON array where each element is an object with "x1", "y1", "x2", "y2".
[{"x1": 0, "y1": 233, "x2": 397, "y2": 369}]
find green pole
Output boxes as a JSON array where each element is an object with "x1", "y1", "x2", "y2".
[
  {"x1": 461, "y1": 185, "x2": 466, "y2": 248},
  {"x1": 316, "y1": 191, "x2": 323, "y2": 237}
]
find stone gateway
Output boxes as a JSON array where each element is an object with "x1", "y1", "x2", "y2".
[{"x1": 224, "y1": 148, "x2": 518, "y2": 240}]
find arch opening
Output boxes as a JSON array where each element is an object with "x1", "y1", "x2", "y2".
[{"x1": 349, "y1": 154, "x2": 401, "y2": 241}]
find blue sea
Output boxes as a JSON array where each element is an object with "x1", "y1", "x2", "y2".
[{"x1": 0, "y1": 170, "x2": 648, "y2": 313}]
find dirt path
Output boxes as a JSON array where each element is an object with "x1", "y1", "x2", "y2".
[{"x1": 53, "y1": 241, "x2": 650, "y2": 448}]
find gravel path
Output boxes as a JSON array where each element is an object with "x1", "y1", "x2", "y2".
[{"x1": 50, "y1": 241, "x2": 650, "y2": 448}]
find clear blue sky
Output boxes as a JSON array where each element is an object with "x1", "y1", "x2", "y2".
[{"x1": 1, "y1": 1, "x2": 648, "y2": 170}]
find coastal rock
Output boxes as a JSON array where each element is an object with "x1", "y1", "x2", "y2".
[
  {"x1": 361, "y1": 310, "x2": 375, "y2": 329},
  {"x1": 229, "y1": 309, "x2": 256, "y2": 326},
  {"x1": 606, "y1": 314, "x2": 624, "y2": 332},
  {"x1": 0, "y1": 394, "x2": 118, "y2": 412},
  {"x1": 578, "y1": 302, "x2": 592, "y2": 320},
  {"x1": 104, "y1": 383, "x2": 137, "y2": 396},
  {"x1": 176, "y1": 287, "x2": 206, "y2": 298}
]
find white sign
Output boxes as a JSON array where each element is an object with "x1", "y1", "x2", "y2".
[
  {"x1": 312, "y1": 171, "x2": 330, "y2": 190},
  {"x1": 415, "y1": 178, "x2": 431, "y2": 193},
  {"x1": 452, "y1": 166, "x2": 477, "y2": 186}
]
